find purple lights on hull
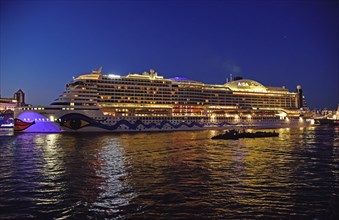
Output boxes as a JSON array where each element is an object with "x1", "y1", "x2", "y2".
[
  {"x1": 16, "y1": 111, "x2": 62, "y2": 133},
  {"x1": 15, "y1": 110, "x2": 313, "y2": 133},
  {"x1": 15, "y1": 111, "x2": 206, "y2": 133}
]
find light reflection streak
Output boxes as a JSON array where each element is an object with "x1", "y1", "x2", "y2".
[
  {"x1": 90, "y1": 137, "x2": 135, "y2": 215},
  {"x1": 39, "y1": 134, "x2": 66, "y2": 182}
]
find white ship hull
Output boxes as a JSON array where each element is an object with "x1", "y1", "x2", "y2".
[{"x1": 14, "y1": 108, "x2": 313, "y2": 133}]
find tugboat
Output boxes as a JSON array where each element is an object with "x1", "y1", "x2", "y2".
[
  {"x1": 211, "y1": 129, "x2": 278, "y2": 140},
  {"x1": 212, "y1": 129, "x2": 240, "y2": 140}
]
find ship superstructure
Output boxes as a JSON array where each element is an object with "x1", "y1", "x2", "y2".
[{"x1": 14, "y1": 68, "x2": 312, "y2": 132}]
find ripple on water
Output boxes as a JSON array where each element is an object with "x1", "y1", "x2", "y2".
[{"x1": 0, "y1": 127, "x2": 338, "y2": 219}]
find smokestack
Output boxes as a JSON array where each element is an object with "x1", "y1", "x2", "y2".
[{"x1": 296, "y1": 85, "x2": 303, "y2": 109}]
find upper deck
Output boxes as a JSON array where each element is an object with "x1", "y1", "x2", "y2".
[{"x1": 48, "y1": 67, "x2": 304, "y2": 118}]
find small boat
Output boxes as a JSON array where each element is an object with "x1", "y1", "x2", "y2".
[
  {"x1": 0, "y1": 123, "x2": 14, "y2": 128},
  {"x1": 211, "y1": 129, "x2": 278, "y2": 140},
  {"x1": 0, "y1": 112, "x2": 14, "y2": 128},
  {"x1": 314, "y1": 118, "x2": 339, "y2": 126}
]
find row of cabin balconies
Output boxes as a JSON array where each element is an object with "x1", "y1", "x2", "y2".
[
  {"x1": 96, "y1": 91, "x2": 296, "y2": 103},
  {"x1": 97, "y1": 96, "x2": 296, "y2": 108},
  {"x1": 98, "y1": 99, "x2": 297, "y2": 110}
]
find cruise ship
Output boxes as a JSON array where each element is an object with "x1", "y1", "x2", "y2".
[{"x1": 14, "y1": 67, "x2": 313, "y2": 132}]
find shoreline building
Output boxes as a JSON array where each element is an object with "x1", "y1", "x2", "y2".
[
  {"x1": 13, "y1": 89, "x2": 26, "y2": 107},
  {"x1": 1, "y1": 89, "x2": 27, "y2": 113},
  {"x1": 1, "y1": 89, "x2": 28, "y2": 127},
  {"x1": 0, "y1": 98, "x2": 17, "y2": 112}
]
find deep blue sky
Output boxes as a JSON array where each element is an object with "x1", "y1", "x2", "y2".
[{"x1": 1, "y1": 0, "x2": 338, "y2": 109}]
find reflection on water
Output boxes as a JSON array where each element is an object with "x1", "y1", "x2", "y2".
[{"x1": 0, "y1": 127, "x2": 338, "y2": 219}]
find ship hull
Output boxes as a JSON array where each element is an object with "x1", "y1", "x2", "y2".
[{"x1": 14, "y1": 108, "x2": 313, "y2": 133}]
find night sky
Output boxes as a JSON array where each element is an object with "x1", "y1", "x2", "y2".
[{"x1": 1, "y1": 0, "x2": 338, "y2": 109}]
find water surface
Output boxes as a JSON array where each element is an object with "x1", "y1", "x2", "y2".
[{"x1": 0, "y1": 127, "x2": 338, "y2": 219}]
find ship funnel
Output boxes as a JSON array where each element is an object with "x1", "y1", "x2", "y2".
[{"x1": 296, "y1": 85, "x2": 303, "y2": 109}]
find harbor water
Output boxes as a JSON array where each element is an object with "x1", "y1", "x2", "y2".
[{"x1": 0, "y1": 126, "x2": 338, "y2": 219}]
